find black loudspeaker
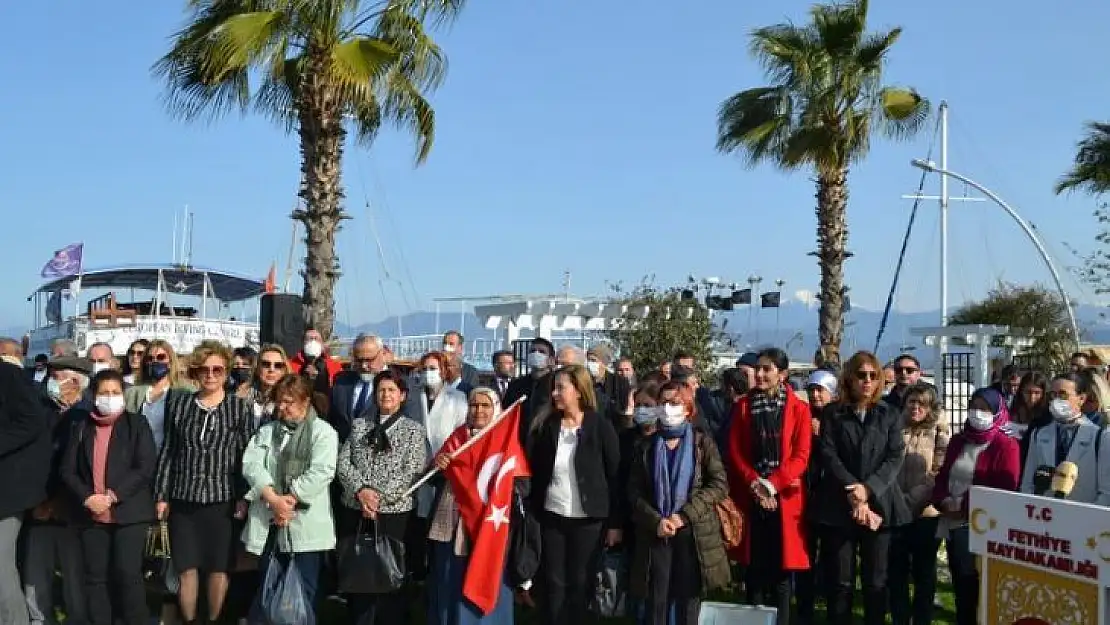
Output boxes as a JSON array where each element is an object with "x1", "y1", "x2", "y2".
[{"x1": 260, "y1": 293, "x2": 305, "y2": 358}]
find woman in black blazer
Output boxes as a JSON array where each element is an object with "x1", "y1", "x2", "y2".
[
  {"x1": 528, "y1": 364, "x2": 621, "y2": 625},
  {"x1": 61, "y1": 370, "x2": 157, "y2": 625},
  {"x1": 814, "y1": 351, "x2": 909, "y2": 625}
]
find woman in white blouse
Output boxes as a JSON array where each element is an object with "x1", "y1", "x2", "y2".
[{"x1": 123, "y1": 339, "x2": 193, "y2": 451}]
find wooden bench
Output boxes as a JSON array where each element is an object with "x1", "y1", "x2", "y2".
[{"x1": 88, "y1": 293, "x2": 137, "y2": 327}]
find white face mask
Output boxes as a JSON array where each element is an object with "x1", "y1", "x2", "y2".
[
  {"x1": 586, "y1": 361, "x2": 601, "y2": 377},
  {"x1": 527, "y1": 351, "x2": 548, "y2": 370},
  {"x1": 422, "y1": 369, "x2": 442, "y2": 388},
  {"x1": 91, "y1": 362, "x2": 111, "y2": 374},
  {"x1": 966, "y1": 409, "x2": 995, "y2": 432},
  {"x1": 303, "y1": 340, "x2": 323, "y2": 359},
  {"x1": 442, "y1": 344, "x2": 456, "y2": 354},
  {"x1": 660, "y1": 403, "x2": 686, "y2": 428},
  {"x1": 1050, "y1": 398, "x2": 1077, "y2": 422},
  {"x1": 95, "y1": 395, "x2": 125, "y2": 416}
]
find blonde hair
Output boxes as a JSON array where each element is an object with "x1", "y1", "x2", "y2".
[
  {"x1": 136, "y1": 339, "x2": 189, "y2": 387},
  {"x1": 840, "y1": 350, "x2": 886, "y2": 408},
  {"x1": 190, "y1": 340, "x2": 233, "y2": 370},
  {"x1": 255, "y1": 344, "x2": 289, "y2": 374},
  {"x1": 555, "y1": 364, "x2": 598, "y2": 412}
]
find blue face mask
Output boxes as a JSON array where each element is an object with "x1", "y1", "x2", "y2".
[
  {"x1": 146, "y1": 362, "x2": 170, "y2": 381},
  {"x1": 46, "y1": 378, "x2": 63, "y2": 400}
]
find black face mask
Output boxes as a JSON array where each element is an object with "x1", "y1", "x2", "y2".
[{"x1": 229, "y1": 368, "x2": 252, "y2": 388}]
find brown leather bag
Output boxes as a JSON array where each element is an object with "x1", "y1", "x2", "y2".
[{"x1": 715, "y1": 497, "x2": 743, "y2": 548}]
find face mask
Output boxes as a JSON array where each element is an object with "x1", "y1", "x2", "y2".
[
  {"x1": 92, "y1": 362, "x2": 111, "y2": 374},
  {"x1": 660, "y1": 403, "x2": 686, "y2": 428},
  {"x1": 633, "y1": 406, "x2": 660, "y2": 426},
  {"x1": 95, "y1": 395, "x2": 125, "y2": 416},
  {"x1": 146, "y1": 362, "x2": 170, "y2": 381},
  {"x1": 527, "y1": 351, "x2": 548, "y2": 370},
  {"x1": 422, "y1": 369, "x2": 442, "y2": 388},
  {"x1": 229, "y1": 368, "x2": 251, "y2": 387},
  {"x1": 359, "y1": 372, "x2": 375, "y2": 384},
  {"x1": 442, "y1": 344, "x2": 456, "y2": 354},
  {"x1": 303, "y1": 340, "x2": 323, "y2": 359},
  {"x1": 1050, "y1": 398, "x2": 1077, "y2": 422},
  {"x1": 46, "y1": 378, "x2": 64, "y2": 400},
  {"x1": 586, "y1": 361, "x2": 601, "y2": 377},
  {"x1": 966, "y1": 409, "x2": 995, "y2": 432}
]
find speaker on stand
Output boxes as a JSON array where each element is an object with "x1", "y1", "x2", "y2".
[{"x1": 259, "y1": 293, "x2": 305, "y2": 359}]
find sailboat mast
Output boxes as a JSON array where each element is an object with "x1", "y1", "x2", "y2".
[{"x1": 938, "y1": 101, "x2": 949, "y2": 374}]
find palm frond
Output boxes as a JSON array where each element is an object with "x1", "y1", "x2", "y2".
[
  {"x1": 811, "y1": 0, "x2": 867, "y2": 59},
  {"x1": 749, "y1": 24, "x2": 823, "y2": 90},
  {"x1": 375, "y1": 6, "x2": 447, "y2": 90},
  {"x1": 715, "y1": 87, "x2": 795, "y2": 167},
  {"x1": 1056, "y1": 122, "x2": 1110, "y2": 195},
  {"x1": 874, "y1": 86, "x2": 930, "y2": 140},
  {"x1": 855, "y1": 28, "x2": 900, "y2": 72}
]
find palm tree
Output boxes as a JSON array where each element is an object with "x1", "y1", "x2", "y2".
[
  {"x1": 715, "y1": 0, "x2": 927, "y2": 363},
  {"x1": 1056, "y1": 122, "x2": 1110, "y2": 195},
  {"x1": 154, "y1": 0, "x2": 464, "y2": 340}
]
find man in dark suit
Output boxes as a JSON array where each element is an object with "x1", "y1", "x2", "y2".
[
  {"x1": 442, "y1": 330, "x2": 480, "y2": 389},
  {"x1": 504, "y1": 337, "x2": 556, "y2": 443},
  {"x1": 491, "y1": 350, "x2": 515, "y2": 402},
  {"x1": 327, "y1": 334, "x2": 388, "y2": 444}
]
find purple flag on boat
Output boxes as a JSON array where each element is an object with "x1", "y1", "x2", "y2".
[{"x1": 40, "y1": 243, "x2": 83, "y2": 278}]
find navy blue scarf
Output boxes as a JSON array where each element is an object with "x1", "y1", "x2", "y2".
[{"x1": 653, "y1": 423, "x2": 695, "y2": 518}]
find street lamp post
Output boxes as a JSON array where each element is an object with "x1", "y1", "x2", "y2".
[
  {"x1": 749, "y1": 275, "x2": 763, "y2": 345},
  {"x1": 910, "y1": 158, "x2": 1081, "y2": 347}
]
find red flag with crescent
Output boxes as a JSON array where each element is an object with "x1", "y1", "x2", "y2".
[{"x1": 441, "y1": 402, "x2": 530, "y2": 615}]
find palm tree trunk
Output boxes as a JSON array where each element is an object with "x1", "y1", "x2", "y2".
[
  {"x1": 294, "y1": 47, "x2": 347, "y2": 341},
  {"x1": 815, "y1": 169, "x2": 849, "y2": 363}
]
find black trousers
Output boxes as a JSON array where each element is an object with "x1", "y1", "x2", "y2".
[
  {"x1": 793, "y1": 521, "x2": 822, "y2": 625},
  {"x1": 744, "y1": 509, "x2": 791, "y2": 625},
  {"x1": 342, "y1": 509, "x2": 411, "y2": 625},
  {"x1": 820, "y1": 524, "x2": 890, "y2": 625},
  {"x1": 540, "y1": 512, "x2": 602, "y2": 625},
  {"x1": 888, "y1": 517, "x2": 940, "y2": 625},
  {"x1": 946, "y1": 526, "x2": 978, "y2": 625},
  {"x1": 79, "y1": 522, "x2": 148, "y2": 625},
  {"x1": 646, "y1": 528, "x2": 702, "y2": 625}
]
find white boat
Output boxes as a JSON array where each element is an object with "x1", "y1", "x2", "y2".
[{"x1": 26, "y1": 264, "x2": 264, "y2": 358}]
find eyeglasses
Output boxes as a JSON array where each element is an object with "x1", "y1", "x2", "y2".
[
  {"x1": 855, "y1": 370, "x2": 880, "y2": 381},
  {"x1": 149, "y1": 353, "x2": 169, "y2": 363},
  {"x1": 260, "y1": 360, "x2": 286, "y2": 370},
  {"x1": 196, "y1": 365, "x2": 226, "y2": 377},
  {"x1": 895, "y1": 366, "x2": 918, "y2": 375},
  {"x1": 128, "y1": 349, "x2": 145, "y2": 357}
]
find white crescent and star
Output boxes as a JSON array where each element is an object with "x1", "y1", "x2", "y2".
[{"x1": 475, "y1": 452, "x2": 519, "y2": 531}]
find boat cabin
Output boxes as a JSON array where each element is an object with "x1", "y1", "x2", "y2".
[{"x1": 27, "y1": 264, "x2": 265, "y2": 358}]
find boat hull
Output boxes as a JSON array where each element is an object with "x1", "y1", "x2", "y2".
[{"x1": 27, "y1": 317, "x2": 260, "y2": 358}]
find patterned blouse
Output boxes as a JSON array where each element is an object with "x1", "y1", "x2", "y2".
[{"x1": 336, "y1": 415, "x2": 429, "y2": 515}]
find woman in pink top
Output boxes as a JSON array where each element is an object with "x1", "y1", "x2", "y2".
[{"x1": 61, "y1": 369, "x2": 157, "y2": 625}]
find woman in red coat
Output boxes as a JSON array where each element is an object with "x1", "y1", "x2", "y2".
[{"x1": 726, "y1": 347, "x2": 811, "y2": 624}]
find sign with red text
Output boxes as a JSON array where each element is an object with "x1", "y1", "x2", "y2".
[{"x1": 969, "y1": 486, "x2": 1109, "y2": 625}]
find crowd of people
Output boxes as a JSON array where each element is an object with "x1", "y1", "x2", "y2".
[{"x1": 0, "y1": 329, "x2": 1104, "y2": 625}]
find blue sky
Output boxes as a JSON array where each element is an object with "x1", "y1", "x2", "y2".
[{"x1": 2, "y1": 0, "x2": 1109, "y2": 329}]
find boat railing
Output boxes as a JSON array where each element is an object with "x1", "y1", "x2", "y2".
[{"x1": 88, "y1": 293, "x2": 137, "y2": 328}]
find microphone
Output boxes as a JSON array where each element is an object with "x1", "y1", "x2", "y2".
[
  {"x1": 1033, "y1": 465, "x2": 1055, "y2": 496},
  {"x1": 1050, "y1": 461, "x2": 1079, "y2": 499}
]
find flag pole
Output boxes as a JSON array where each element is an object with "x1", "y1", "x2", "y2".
[{"x1": 399, "y1": 396, "x2": 527, "y2": 500}]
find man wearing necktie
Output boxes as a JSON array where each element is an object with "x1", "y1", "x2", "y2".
[
  {"x1": 491, "y1": 350, "x2": 516, "y2": 401},
  {"x1": 326, "y1": 334, "x2": 388, "y2": 444}
]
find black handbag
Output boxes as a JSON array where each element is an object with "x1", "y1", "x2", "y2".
[
  {"x1": 507, "y1": 481, "x2": 541, "y2": 585},
  {"x1": 336, "y1": 519, "x2": 406, "y2": 594},
  {"x1": 142, "y1": 521, "x2": 179, "y2": 594}
]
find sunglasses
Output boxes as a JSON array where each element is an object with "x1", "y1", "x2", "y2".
[
  {"x1": 855, "y1": 370, "x2": 880, "y2": 381},
  {"x1": 195, "y1": 365, "x2": 226, "y2": 377},
  {"x1": 895, "y1": 366, "x2": 918, "y2": 374},
  {"x1": 128, "y1": 349, "x2": 146, "y2": 357},
  {"x1": 260, "y1": 360, "x2": 286, "y2": 370},
  {"x1": 148, "y1": 353, "x2": 170, "y2": 363}
]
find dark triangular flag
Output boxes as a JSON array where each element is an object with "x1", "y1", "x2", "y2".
[
  {"x1": 761, "y1": 292, "x2": 781, "y2": 308},
  {"x1": 731, "y1": 288, "x2": 752, "y2": 305}
]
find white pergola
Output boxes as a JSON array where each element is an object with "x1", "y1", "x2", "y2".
[
  {"x1": 474, "y1": 298, "x2": 695, "y2": 345},
  {"x1": 911, "y1": 324, "x2": 1036, "y2": 391}
]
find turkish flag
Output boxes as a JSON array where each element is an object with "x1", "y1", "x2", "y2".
[{"x1": 442, "y1": 402, "x2": 530, "y2": 615}]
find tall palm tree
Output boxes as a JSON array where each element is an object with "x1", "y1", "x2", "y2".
[
  {"x1": 154, "y1": 0, "x2": 463, "y2": 340},
  {"x1": 1056, "y1": 122, "x2": 1110, "y2": 195},
  {"x1": 715, "y1": 0, "x2": 927, "y2": 363}
]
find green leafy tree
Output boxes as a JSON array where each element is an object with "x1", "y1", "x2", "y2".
[
  {"x1": 154, "y1": 0, "x2": 463, "y2": 339},
  {"x1": 715, "y1": 0, "x2": 928, "y2": 365},
  {"x1": 1056, "y1": 122, "x2": 1110, "y2": 196},
  {"x1": 949, "y1": 282, "x2": 1078, "y2": 372},
  {"x1": 605, "y1": 279, "x2": 716, "y2": 377}
]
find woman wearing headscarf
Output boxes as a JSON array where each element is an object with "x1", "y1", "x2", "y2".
[
  {"x1": 628, "y1": 380, "x2": 730, "y2": 625},
  {"x1": 726, "y1": 348, "x2": 810, "y2": 625},
  {"x1": 932, "y1": 387, "x2": 1020, "y2": 625},
  {"x1": 240, "y1": 374, "x2": 337, "y2": 617},
  {"x1": 426, "y1": 387, "x2": 517, "y2": 625},
  {"x1": 336, "y1": 369, "x2": 428, "y2": 625}
]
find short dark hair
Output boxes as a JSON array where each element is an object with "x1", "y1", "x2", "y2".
[
  {"x1": 491, "y1": 350, "x2": 514, "y2": 366},
  {"x1": 756, "y1": 347, "x2": 790, "y2": 372},
  {"x1": 673, "y1": 349, "x2": 695, "y2": 363},
  {"x1": 894, "y1": 353, "x2": 921, "y2": 369},
  {"x1": 92, "y1": 369, "x2": 126, "y2": 393},
  {"x1": 720, "y1": 367, "x2": 748, "y2": 395},
  {"x1": 530, "y1": 337, "x2": 554, "y2": 356},
  {"x1": 444, "y1": 330, "x2": 465, "y2": 344},
  {"x1": 1072, "y1": 352, "x2": 1090, "y2": 361},
  {"x1": 373, "y1": 369, "x2": 409, "y2": 395}
]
